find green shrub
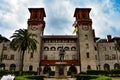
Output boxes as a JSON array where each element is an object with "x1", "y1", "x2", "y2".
[
  {"x1": 75, "y1": 74, "x2": 98, "y2": 80},
  {"x1": 14, "y1": 76, "x2": 28, "y2": 80},
  {"x1": 90, "y1": 76, "x2": 111, "y2": 80},
  {"x1": 87, "y1": 70, "x2": 109, "y2": 75},
  {"x1": 22, "y1": 71, "x2": 37, "y2": 75},
  {"x1": 49, "y1": 71, "x2": 55, "y2": 76},
  {"x1": 0, "y1": 70, "x2": 7, "y2": 77},
  {"x1": 110, "y1": 69, "x2": 120, "y2": 76},
  {"x1": 25, "y1": 75, "x2": 45, "y2": 80}
]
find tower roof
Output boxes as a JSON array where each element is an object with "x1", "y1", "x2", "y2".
[
  {"x1": 28, "y1": 8, "x2": 46, "y2": 17},
  {"x1": 74, "y1": 8, "x2": 91, "y2": 17}
]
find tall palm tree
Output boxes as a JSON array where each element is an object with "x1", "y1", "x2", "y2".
[{"x1": 10, "y1": 29, "x2": 37, "y2": 71}]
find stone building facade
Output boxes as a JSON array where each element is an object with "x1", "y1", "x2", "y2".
[{"x1": 0, "y1": 8, "x2": 120, "y2": 75}]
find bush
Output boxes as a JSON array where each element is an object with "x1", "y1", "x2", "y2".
[
  {"x1": 22, "y1": 71, "x2": 37, "y2": 75},
  {"x1": 87, "y1": 70, "x2": 109, "y2": 75},
  {"x1": 14, "y1": 76, "x2": 28, "y2": 80},
  {"x1": 25, "y1": 75, "x2": 45, "y2": 80},
  {"x1": 110, "y1": 69, "x2": 120, "y2": 76},
  {"x1": 0, "y1": 70, "x2": 8, "y2": 77},
  {"x1": 91, "y1": 76, "x2": 111, "y2": 80},
  {"x1": 75, "y1": 74, "x2": 111, "y2": 80},
  {"x1": 49, "y1": 71, "x2": 55, "y2": 76},
  {"x1": 75, "y1": 74, "x2": 98, "y2": 80}
]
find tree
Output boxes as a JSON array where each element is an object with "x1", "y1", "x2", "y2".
[{"x1": 10, "y1": 29, "x2": 37, "y2": 71}]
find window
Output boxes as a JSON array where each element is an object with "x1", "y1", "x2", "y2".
[
  {"x1": 86, "y1": 52, "x2": 90, "y2": 58},
  {"x1": 85, "y1": 34, "x2": 88, "y2": 40},
  {"x1": 11, "y1": 55, "x2": 14, "y2": 60},
  {"x1": 86, "y1": 43, "x2": 89, "y2": 49},
  {"x1": 64, "y1": 47, "x2": 69, "y2": 51},
  {"x1": 3, "y1": 55, "x2": 7, "y2": 60},
  {"x1": 44, "y1": 47, "x2": 49, "y2": 51},
  {"x1": 71, "y1": 47, "x2": 76, "y2": 51},
  {"x1": 57, "y1": 47, "x2": 62, "y2": 51},
  {"x1": 105, "y1": 55, "x2": 109, "y2": 60},
  {"x1": 51, "y1": 47, "x2": 56, "y2": 51},
  {"x1": 30, "y1": 52, "x2": 33, "y2": 58},
  {"x1": 112, "y1": 54, "x2": 116, "y2": 60},
  {"x1": 94, "y1": 46, "x2": 97, "y2": 50}
]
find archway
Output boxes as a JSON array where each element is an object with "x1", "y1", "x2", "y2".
[
  {"x1": 43, "y1": 65, "x2": 51, "y2": 74},
  {"x1": 29, "y1": 65, "x2": 33, "y2": 71},
  {"x1": 87, "y1": 65, "x2": 91, "y2": 70},
  {"x1": 104, "y1": 64, "x2": 110, "y2": 70},
  {"x1": 0, "y1": 63, "x2": 5, "y2": 70},
  {"x1": 10, "y1": 64, "x2": 16, "y2": 70},
  {"x1": 68, "y1": 65, "x2": 77, "y2": 74},
  {"x1": 114, "y1": 63, "x2": 120, "y2": 69}
]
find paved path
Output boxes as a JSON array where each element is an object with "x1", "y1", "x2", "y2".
[{"x1": 44, "y1": 78, "x2": 76, "y2": 80}]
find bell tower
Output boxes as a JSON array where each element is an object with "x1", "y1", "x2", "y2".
[
  {"x1": 74, "y1": 8, "x2": 96, "y2": 72},
  {"x1": 23, "y1": 8, "x2": 46, "y2": 71}
]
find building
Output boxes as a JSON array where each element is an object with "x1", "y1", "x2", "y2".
[{"x1": 0, "y1": 8, "x2": 120, "y2": 75}]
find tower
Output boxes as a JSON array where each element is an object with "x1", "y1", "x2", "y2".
[
  {"x1": 74, "y1": 8, "x2": 96, "y2": 72},
  {"x1": 23, "y1": 8, "x2": 46, "y2": 71}
]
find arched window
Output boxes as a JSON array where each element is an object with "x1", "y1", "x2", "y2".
[
  {"x1": 51, "y1": 47, "x2": 56, "y2": 51},
  {"x1": 104, "y1": 64, "x2": 110, "y2": 71},
  {"x1": 64, "y1": 47, "x2": 69, "y2": 51},
  {"x1": 44, "y1": 47, "x2": 49, "y2": 51},
  {"x1": 87, "y1": 65, "x2": 91, "y2": 70},
  {"x1": 0, "y1": 63, "x2": 5, "y2": 70},
  {"x1": 43, "y1": 65, "x2": 51, "y2": 74},
  {"x1": 10, "y1": 64, "x2": 16, "y2": 71},
  {"x1": 114, "y1": 63, "x2": 120, "y2": 69},
  {"x1": 68, "y1": 65, "x2": 77, "y2": 74},
  {"x1": 71, "y1": 47, "x2": 76, "y2": 51},
  {"x1": 57, "y1": 47, "x2": 62, "y2": 51},
  {"x1": 29, "y1": 65, "x2": 33, "y2": 71}
]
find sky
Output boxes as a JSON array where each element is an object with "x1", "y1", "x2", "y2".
[{"x1": 0, "y1": 0, "x2": 120, "y2": 40}]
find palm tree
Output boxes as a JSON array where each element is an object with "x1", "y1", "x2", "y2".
[{"x1": 10, "y1": 29, "x2": 37, "y2": 71}]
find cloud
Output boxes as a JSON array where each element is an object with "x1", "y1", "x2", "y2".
[{"x1": 0, "y1": 0, "x2": 120, "y2": 40}]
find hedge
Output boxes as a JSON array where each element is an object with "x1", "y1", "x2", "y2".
[
  {"x1": 75, "y1": 74, "x2": 111, "y2": 80},
  {"x1": 0, "y1": 70, "x2": 37, "y2": 77},
  {"x1": 87, "y1": 70, "x2": 109, "y2": 75}
]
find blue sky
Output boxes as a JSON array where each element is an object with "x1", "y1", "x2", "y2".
[{"x1": 0, "y1": 0, "x2": 120, "y2": 40}]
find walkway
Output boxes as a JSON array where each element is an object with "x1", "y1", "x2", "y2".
[{"x1": 44, "y1": 78, "x2": 76, "y2": 80}]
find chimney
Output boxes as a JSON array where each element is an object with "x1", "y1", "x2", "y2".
[{"x1": 107, "y1": 35, "x2": 112, "y2": 42}]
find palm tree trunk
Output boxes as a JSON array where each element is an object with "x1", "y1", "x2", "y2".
[{"x1": 20, "y1": 50, "x2": 25, "y2": 72}]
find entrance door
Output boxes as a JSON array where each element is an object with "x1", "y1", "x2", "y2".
[{"x1": 59, "y1": 65, "x2": 64, "y2": 76}]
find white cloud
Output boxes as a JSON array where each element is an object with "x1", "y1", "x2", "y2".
[{"x1": 0, "y1": 0, "x2": 120, "y2": 40}]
